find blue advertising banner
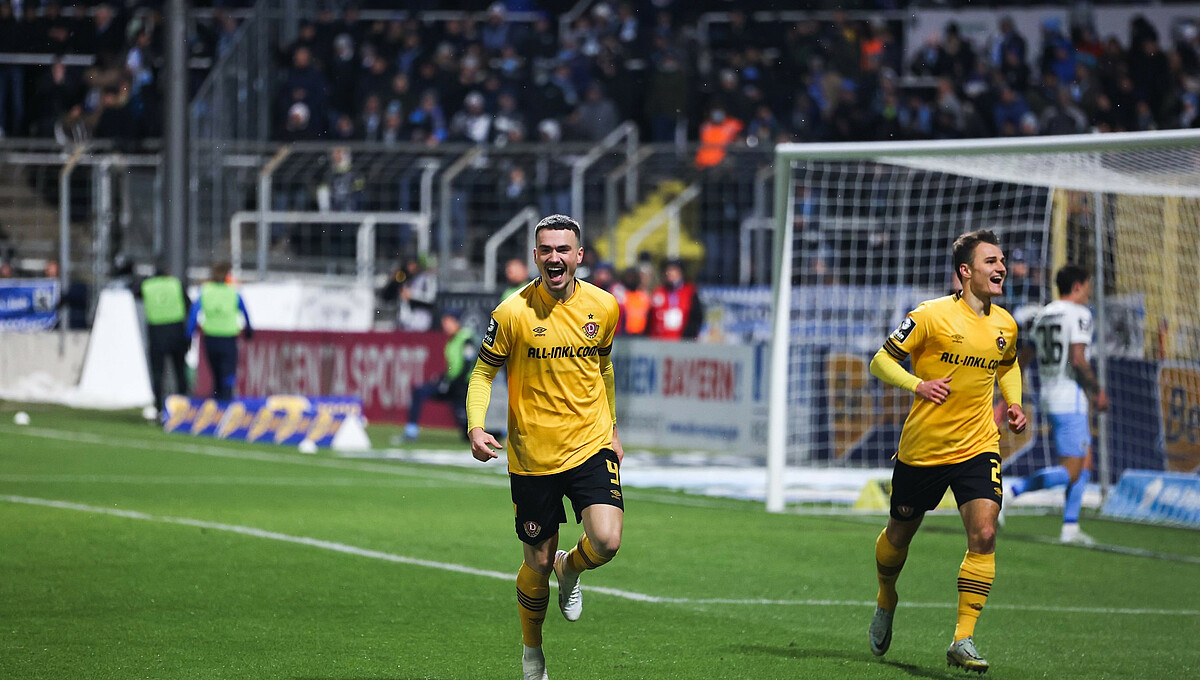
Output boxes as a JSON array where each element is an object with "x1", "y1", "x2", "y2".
[
  {"x1": 162, "y1": 395, "x2": 363, "y2": 448},
  {"x1": 1101, "y1": 470, "x2": 1200, "y2": 528},
  {"x1": 0, "y1": 278, "x2": 59, "y2": 331}
]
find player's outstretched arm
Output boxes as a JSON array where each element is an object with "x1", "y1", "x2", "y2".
[{"x1": 465, "y1": 360, "x2": 503, "y2": 462}]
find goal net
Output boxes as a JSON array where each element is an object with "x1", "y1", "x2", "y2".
[{"x1": 767, "y1": 130, "x2": 1200, "y2": 515}]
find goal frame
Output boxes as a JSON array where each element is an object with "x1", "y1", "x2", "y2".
[{"x1": 767, "y1": 129, "x2": 1200, "y2": 512}]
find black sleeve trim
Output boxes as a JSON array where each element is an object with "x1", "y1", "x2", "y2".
[
  {"x1": 883, "y1": 339, "x2": 908, "y2": 361},
  {"x1": 597, "y1": 345, "x2": 612, "y2": 356},
  {"x1": 479, "y1": 347, "x2": 506, "y2": 366},
  {"x1": 998, "y1": 356, "x2": 1016, "y2": 367}
]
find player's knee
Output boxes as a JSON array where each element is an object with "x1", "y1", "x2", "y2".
[
  {"x1": 970, "y1": 525, "x2": 997, "y2": 553},
  {"x1": 591, "y1": 532, "x2": 621, "y2": 558},
  {"x1": 528, "y1": 553, "x2": 555, "y2": 574}
]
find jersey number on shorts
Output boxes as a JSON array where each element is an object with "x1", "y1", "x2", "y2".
[
  {"x1": 607, "y1": 459, "x2": 620, "y2": 486},
  {"x1": 990, "y1": 457, "x2": 1001, "y2": 485},
  {"x1": 1033, "y1": 322, "x2": 1063, "y2": 364}
]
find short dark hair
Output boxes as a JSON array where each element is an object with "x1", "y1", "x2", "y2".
[
  {"x1": 534, "y1": 214, "x2": 581, "y2": 245},
  {"x1": 1055, "y1": 263, "x2": 1090, "y2": 296},
  {"x1": 952, "y1": 230, "x2": 1001, "y2": 280},
  {"x1": 211, "y1": 261, "x2": 232, "y2": 283}
]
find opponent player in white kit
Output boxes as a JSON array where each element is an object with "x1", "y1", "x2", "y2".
[{"x1": 1013, "y1": 264, "x2": 1108, "y2": 544}]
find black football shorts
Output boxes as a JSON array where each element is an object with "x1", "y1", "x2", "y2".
[
  {"x1": 510, "y1": 449, "x2": 623, "y2": 545},
  {"x1": 889, "y1": 452, "x2": 1003, "y2": 521}
]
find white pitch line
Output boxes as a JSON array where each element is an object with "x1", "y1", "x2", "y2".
[
  {"x1": 3, "y1": 494, "x2": 1197, "y2": 618},
  {"x1": 0, "y1": 474, "x2": 444, "y2": 488},
  {"x1": 0, "y1": 425, "x2": 509, "y2": 488},
  {"x1": 0, "y1": 425, "x2": 754, "y2": 511}
]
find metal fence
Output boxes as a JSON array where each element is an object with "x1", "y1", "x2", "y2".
[{"x1": 0, "y1": 134, "x2": 779, "y2": 333}]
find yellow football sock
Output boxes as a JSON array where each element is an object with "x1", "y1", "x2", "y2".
[
  {"x1": 565, "y1": 534, "x2": 614, "y2": 574},
  {"x1": 875, "y1": 529, "x2": 908, "y2": 611},
  {"x1": 954, "y1": 551, "x2": 995, "y2": 641},
  {"x1": 516, "y1": 562, "x2": 550, "y2": 647}
]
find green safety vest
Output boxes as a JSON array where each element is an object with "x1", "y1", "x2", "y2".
[
  {"x1": 445, "y1": 327, "x2": 477, "y2": 382},
  {"x1": 199, "y1": 283, "x2": 241, "y2": 337},
  {"x1": 141, "y1": 276, "x2": 187, "y2": 325}
]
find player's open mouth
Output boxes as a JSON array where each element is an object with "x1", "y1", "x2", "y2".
[
  {"x1": 546, "y1": 264, "x2": 566, "y2": 283},
  {"x1": 990, "y1": 274, "x2": 1004, "y2": 285}
]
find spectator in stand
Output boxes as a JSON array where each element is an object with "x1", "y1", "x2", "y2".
[
  {"x1": 356, "y1": 48, "x2": 394, "y2": 112},
  {"x1": 449, "y1": 90, "x2": 492, "y2": 143},
  {"x1": 381, "y1": 102, "x2": 405, "y2": 144},
  {"x1": 316, "y1": 146, "x2": 364, "y2": 258},
  {"x1": 359, "y1": 94, "x2": 383, "y2": 141},
  {"x1": 534, "y1": 119, "x2": 571, "y2": 216},
  {"x1": 501, "y1": 257, "x2": 530, "y2": 300},
  {"x1": 93, "y1": 83, "x2": 141, "y2": 147},
  {"x1": 278, "y1": 46, "x2": 329, "y2": 137},
  {"x1": 387, "y1": 72, "x2": 417, "y2": 121},
  {"x1": 84, "y1": 4, "x2": 126, "y2": 68},
  {"x1": 746, "y1": 104, "x2": 783, "y2": 147},
  {"x1": 1001, "y1": 247, "x2": 1042, "y2": 311},
  {"x1": 32, "y1": 58, "x2": 84, "y2": 138},
  {"x1": 407, "y1": 90, "x2": 447, "y2": 145},
  {"x1": 492, "y1": 90, "x2": 527, "y2": 146},
  {"x1": 278, "y1": 101, "x2": 318, "y2": 141},
  {"x1": 590, "y1": 262, "x2": 615, "y2": 293},
  {"x1": 993, "y1": 86, "x2": 1031, "y2": 136},
  {"x1": 648, "y1": 259, "x2": 703, "y2": 341},
  {"x1": 611, "y1": 266, "x2": 649, "y2": 336},
  {"x1": 645, "y1": 49, "x2": 687, "y2": 142},
  {"x1": 1040, "y1": 87, "x2": 1089, "y2": 135},
  {"x1": 331, "y1": 113, "x2": 357, "y2": 141},
  {"x1": 694, "y1": 104, "x2": 743, "y2": 170},
  {"x1": 328, "y1": 33, "x2": 358, "y2": 116},
  {"x1": 36, "y1": 3, "x2": 73, "y2": 56},
  {"x1": 481, "y1": 2, "x2": 515, "y2": 54},
  {"x1": 571, "y1": 82, "x2": 619, "y2": 141}
]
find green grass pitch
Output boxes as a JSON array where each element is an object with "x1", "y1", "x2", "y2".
[{"x1": 1, "y1": 404, "x2": 1197, "y2": 679}]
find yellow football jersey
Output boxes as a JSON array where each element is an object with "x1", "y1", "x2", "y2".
[
  {"x1": 478, "y1": 278, "x2": 619, "y2": 475},
  {"x1": 882, "y1": 294, "x2": 1019, "y2": 466}
]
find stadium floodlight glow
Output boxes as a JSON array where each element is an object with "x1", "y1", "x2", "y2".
[{"x1": 768, "y1": 129, "x2": 1200, "y2": 514}]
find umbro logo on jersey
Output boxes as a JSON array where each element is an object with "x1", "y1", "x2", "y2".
[
  {"x1": 533, "y1": 326, "x2": 547, "y2": 337},
  {"x1": 950, "y1": 334, "x2": 965, "y2": 344}
]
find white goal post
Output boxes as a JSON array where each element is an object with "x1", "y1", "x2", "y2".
[{"x1": 768, "y1": 129, "x2": 1200, "y2": 513}]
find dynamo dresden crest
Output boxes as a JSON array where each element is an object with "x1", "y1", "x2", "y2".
[
  {"x1": 996, "y1": 336, "x2": 1007, "y2": 352},
  {"x1": 582, "y1": 321, "x2": 599, "y2": 339},
  {"x1": 524, "y1": 521, "x2": 541, "y2": 538}
]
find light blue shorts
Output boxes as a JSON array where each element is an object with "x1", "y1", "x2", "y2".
[{"x1": 1047, "y1": 412, "x2": 1091, "y2": 458}]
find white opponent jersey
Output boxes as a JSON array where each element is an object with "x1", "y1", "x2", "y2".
[{"x1": 1030, "y1": 299, "x2": 1094, "y2": 414}]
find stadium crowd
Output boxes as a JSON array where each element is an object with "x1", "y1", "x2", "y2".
[
  {"x1": 271, "y1": 4, "x2": 1200, "y2": 146},
  {"x1": 1, "y1": 2, "x2": 1199, "y2": 146}
]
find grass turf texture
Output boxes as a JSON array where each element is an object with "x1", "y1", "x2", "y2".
[{"x1": 1, "y1": 404, "x2": 1197, "y2": 679}]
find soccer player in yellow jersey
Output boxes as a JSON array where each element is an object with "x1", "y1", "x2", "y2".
[
  {"x1": 867, "y1": 229, "x2": 1027, "y2": 674},
  {"x1": 466, "y1": 214, "x2": 623, "y2": 680}
]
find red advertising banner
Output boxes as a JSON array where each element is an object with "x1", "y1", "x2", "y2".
[{"x1": 194, "y1": 330, "x2": 454, "y2": 426}]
